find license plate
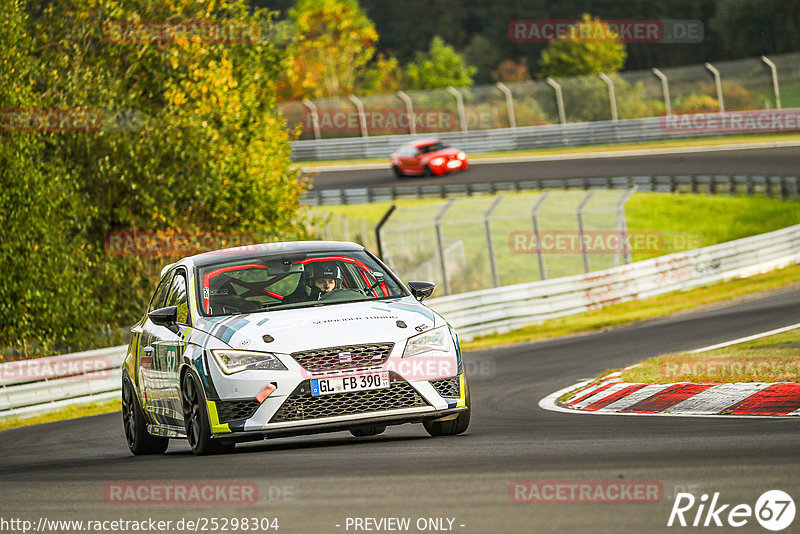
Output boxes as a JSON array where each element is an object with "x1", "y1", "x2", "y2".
[{"x1": 311, "y1": 372, "x2": 390, "y2": 396}]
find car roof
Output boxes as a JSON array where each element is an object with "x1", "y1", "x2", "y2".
[
  {"x1": 186, "y1": 240, "x2": 365, "y2": 268},
  {"x1": 406, "y1": 138, "x2": 441, "y2": 148}
]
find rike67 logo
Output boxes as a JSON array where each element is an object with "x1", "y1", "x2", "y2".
[{"x1": 668, "y1": 490, "x2": 795, "y2": 531}]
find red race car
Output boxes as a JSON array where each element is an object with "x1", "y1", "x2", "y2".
[{"x1": 391, "y1": 138, "x2": 468, "y2": 178}]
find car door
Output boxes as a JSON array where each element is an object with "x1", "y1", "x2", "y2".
[
  {"x1": 137, "y1": 271, "x2": 172, "y2": 420},
  {"x1": 400, "y1": 146, "x2": 421, "y2": 173},
  {"x1": 143, "y1": 269, "x2": 190, "y2": 428}
]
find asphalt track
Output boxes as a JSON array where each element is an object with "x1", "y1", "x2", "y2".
[
  {"x1": 308, "y1": 145, "x2": 800, "y2": 191},
  {"x1": 1, "y1": 287, "x2": 799, "y2": 533}
]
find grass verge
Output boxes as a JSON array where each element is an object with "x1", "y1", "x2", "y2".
[
  {"x1": 461, "y1": 262, "x2": 800, "y2": 351},
  {"x1": 297, "y1": 132, "x2": 800, "y2": 168},
  {"x1": 619, "y1": 327, "x2": 800, "y2": 384},
  {"x1": 0, "y1": 399, "x2": 121, "y2": 432}
]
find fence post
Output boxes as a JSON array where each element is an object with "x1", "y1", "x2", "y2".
[
  {"x1": 434, "y1": 199, "x2": 456, "y2": 294},
  {"x1": 531, "y1": 191, "x2": 551, "y2": 280},
  {"x1": 761, "y1": 56, "x2": 782, "y2": 110},
  {"x1": 301, "y1": 98, "x2": 321, "y2": 140},
  {"x1": 651, "y1": 69, "x2": 672, "y2": 116},
  {"x1": 704, "y1": 63, "x2": 725, "y2": 113},
  {"x1": 599, "y1": 73, "x2": 618, "y2": 122},
  {"x1": 446, "y1": 87, "x2": 468, "y2": 132},
  {"x1": 396, "y1": 90, "x2": 417, "y2": 134},
  {"x1": 615, "y1": 186, "x2": 637, "y2": 266},
  {"x1": 577, "y1": 190, "x2": 596, "y2": 274},
  {"x1": 545, "y1": 77, "x2": 566, "y2": 125},
  {"x1": 495, "y1": 82, "x2": 516, "y2": 128},
  {"x1": 484, "y1": 195, "x2": 504, "y2": 287},
  {"x1": 348, "y1": 94, "x2": 369, "y2": 137},
  {"x1": 375, "y1": 204, "x2": 397, "y2": 260}
]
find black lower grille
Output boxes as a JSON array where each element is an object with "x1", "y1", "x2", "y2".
[
  {"x1": 269, "y1": 379, "x2": 428, "y2": 423},
  {"x1": 216, "y1": 400, "x2": 261, "y2": 423},
  {"x1": 430, "y1": 376, "x2": 460, "y2": 397}
]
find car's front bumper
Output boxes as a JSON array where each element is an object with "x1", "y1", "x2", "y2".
[{"x1": 206, "y1": 373, "x2": 468, "y2": 439}]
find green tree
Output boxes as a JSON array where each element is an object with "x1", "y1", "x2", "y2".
[
  {"x1": 710, "y1": 0, "x2": 800, "y2": 57},
  {"x1": 0, "y1": 0, "x2": 94, "y2": 357},
  {"x1": 538, "y1": 14, "x2": 626, "y2": 78},
  {"x1": 461, "y1": 34, "x2": 503, "y2": 84},
  {"x1": 406, "y1": 36, "x2": 477, "y2": 90},
  {"x1": 2, "y1": 0, "x2": 308, "y2": 356},
  {"x1": 360, "y1": 53, "x2": 405, "y2": 94},
  {"x1": 281, "y1": 0, "x2": 379, "y2": 99}
]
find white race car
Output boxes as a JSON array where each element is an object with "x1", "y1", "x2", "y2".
[{"x1": 122, "y1": 241, "x2": 470, "y2": 455}]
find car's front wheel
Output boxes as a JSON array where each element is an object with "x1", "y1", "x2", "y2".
[
  {"x1": 181, "y1": 372, "x2": 235, "y2": 455},
  {"x1": 122, "y1": 376, "x2": 169, "y2": 455},
  {"x1": 423, "y1": 377, "x2": 470, "y2": 437}
]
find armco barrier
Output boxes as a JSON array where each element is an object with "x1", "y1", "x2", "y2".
[
  {"x1": 2, "y1": 224, "x2": 799, "y2": 420},
  {"x1": 302, "y1": 174, "x2": 799, "y2": 205},
  {"x1": 291, "y1": 110, "x2": 800, "y2": 162},
  {"x1": 0, "y1": 345, "x2": 126, "y2": 420},
  {"x1": 427, "y1": 224, "x2": 800, "y2": 340}
]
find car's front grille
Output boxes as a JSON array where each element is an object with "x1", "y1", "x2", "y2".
[
  {"x1": 216, "y1": 399, "x2": 261, "y2": 423},
  {"x1": 269, "y1": 377, "x2": 428, "y2": 423},
  {"x1": 430, "y1": 376, "x2": 460, "y2": 397},
  {"x1": 290, "y1": 343, "x2": 394, "y2": 373}
]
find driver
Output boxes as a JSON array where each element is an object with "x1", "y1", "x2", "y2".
[
  {"x1": 281, "y1": 262, "x2": 343, "y2": 303},
  {"x1": 310, "y1": 263, "x2": 341, "y2": 299}
]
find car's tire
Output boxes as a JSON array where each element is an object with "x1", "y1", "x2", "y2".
[
  {"x1": 393, "y1": 165, "x2": 404, "y2": 178},
  {"x1": 423, "y1": 376, "x2": 470, "y2": 437},
  {"x1": 424, "y1": 164, "x2": 434, "y2": 177},
  {"x1": 181, "y1": 372, "x2": 235, "y2": 455},
  {"x1": 122, "y1": 376, "x2": 169, "y2": 455},
  {"x1": 350, "y1": 425, "x2": 387, "y2": 438}
]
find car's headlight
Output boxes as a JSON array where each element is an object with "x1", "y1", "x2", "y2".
[
  {"x1": 403, "y1": 326, "x2": 451, "y2": 358},
  {"x1": 211, "y1": 350, "x2": 287, "y2": 374},
  {"x1": 456, "y1": 151, "x2": 466, "y2": 160},
  {"x1": 430, "y1": 157, "x2": 445, "y2": 166}
]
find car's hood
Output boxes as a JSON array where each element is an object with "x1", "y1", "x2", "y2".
[
  {"x1": 193, "y1": 298, "x2": 440, "y2": 354},
  {"x1": 424, "y1": 148, "x2": 461, "y2": 159}
]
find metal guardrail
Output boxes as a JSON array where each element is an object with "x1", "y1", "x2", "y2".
[
  {"x1": 3, "y1": 223, "x2": 799, "y2": 419},
  {"x1": 427, "y1": 224, "x2": 800, "y2": 341},
  {"x1": 291, "y1": 110, "x2": 800, "y2": 162},
  {"x1": 303, "y1": 174, "x2": 799, "y2": 205},
  {"x1": 0, "y1": 345, "x2": 126, "y2": 420}
]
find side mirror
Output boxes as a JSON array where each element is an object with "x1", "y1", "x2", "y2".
[
  {"x1": 408, "y1": 281, "x2": 435, "y2": 302},
  {"x1": 148, "y1": 306, "x2": 178, "y2": 326}
]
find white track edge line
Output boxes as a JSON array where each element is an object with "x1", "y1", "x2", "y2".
[{"x1": 689, "y1": 322, "x2": 800, "y2": 353}]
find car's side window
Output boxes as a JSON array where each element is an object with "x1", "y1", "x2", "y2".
[
  {"x1": 165, "y1": 271, "x2": 189, "y2": 324},
  {"x1": 148, "y1": 272, "x2": 173, "y2": 313}
]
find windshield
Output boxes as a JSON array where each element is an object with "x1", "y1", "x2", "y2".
[
  {"x1": 197, "y1": 250, "x2": 407, "y2": 316},
  {"x1": 418, "y1": 142, "x2": 448, "y2": 154}
]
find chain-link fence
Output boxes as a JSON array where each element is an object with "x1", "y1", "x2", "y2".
[
  {"x1": 313, "y1": 189, "x2": 635, "y2": 296},
  {"x1": 280, "y1": 52, "x2": 799, "y2": 141}
]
